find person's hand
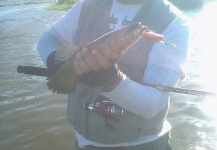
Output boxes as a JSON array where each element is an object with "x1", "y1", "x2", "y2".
[
  {"x1": 73, "y1": 47, "x2": 123, "y2": 89},
  {"x1": 73, "y1": 47, "x2": 113, "y2": 76}
]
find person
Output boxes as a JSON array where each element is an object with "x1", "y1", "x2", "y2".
[{"x1": 37, "y1": 0, "x2": 191, "y2": 149}]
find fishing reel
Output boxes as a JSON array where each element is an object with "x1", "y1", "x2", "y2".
[{"x1": 84, "y1": 96, "x2": 126, "y2": 131}]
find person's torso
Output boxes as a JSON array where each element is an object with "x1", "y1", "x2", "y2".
[{"x1": 68, "y1": 0, "x2": 179, "y2": 144}]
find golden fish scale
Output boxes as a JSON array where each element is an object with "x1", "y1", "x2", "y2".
[{"x1": 54, "y1": 43, "x2": 81, "y2": 63}]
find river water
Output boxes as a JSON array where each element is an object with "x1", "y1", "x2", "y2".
[{"x1": 0, "y1": 2, "x2": 217, "y2": 150}]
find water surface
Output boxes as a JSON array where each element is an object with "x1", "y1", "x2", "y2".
[{"x1": 0, "y1": 2, "x2": 217, "y2": 150}]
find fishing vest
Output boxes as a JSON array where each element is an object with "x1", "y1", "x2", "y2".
[{"x1": 67, "y1": 0, "x2": 179, "y2": 144}]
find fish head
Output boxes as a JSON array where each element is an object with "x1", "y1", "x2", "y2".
[{"x1": 111, "y1": 22, "x2": 148, "y2": 54}]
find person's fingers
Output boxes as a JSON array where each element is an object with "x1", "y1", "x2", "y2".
[
  {"x1": 91, "y1": 49, "x2": 112, "y2": 69},
  {"x1": 75, "y1": 51, "x2": 91, "y2": 73},
  {"x1": 73, "y1": 60, "x2": 83, "y2": 75},
  {"x1": 81, "y1": 48, "x2": 100, "y2": 71},
  {"x1": 74, "y1": 47, "x2": 114, "y2": 75}
]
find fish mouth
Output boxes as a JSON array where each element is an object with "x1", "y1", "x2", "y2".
[
  {"x1": 131, "y1": 22, "x2": 148, "y2": 30},
  {"x1": 137, "y1": 23, "x2": 149, "y2": 35},
  {"x1": 128, "y1": 22, "x2": 149, "y2": 36}
]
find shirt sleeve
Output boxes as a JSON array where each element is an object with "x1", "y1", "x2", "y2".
[
  {"x1": 101, "y1": 16, "x2": 191, "y2": 119},
  {"x1": 53, "y1": 0, "x2": 83, "y2": 43},
  {"x1": 148, "y1": 16, "x2": 191, "y2": 74},
  {"x1": 37, "y1": 0, "x2": 84, "y2": 65},
  {"x1": 37, "y1": 27, "x2": 61, "y2": 65}
]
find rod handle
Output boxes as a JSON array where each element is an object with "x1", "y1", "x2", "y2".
[{"x1": 17, "y1": 65, "x2": 50, "y2": 77}]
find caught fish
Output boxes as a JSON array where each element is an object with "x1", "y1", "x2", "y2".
[
  {"x1": 17, "y1": 22, "x2": 217, "y2": 97},
  {"x1": 47, "y1": 22, "x2": 148, "y2": 94}
]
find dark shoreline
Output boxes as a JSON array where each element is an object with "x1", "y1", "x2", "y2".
[
  {"x1": 0, "y1": 0, "x2": 206, "y2": 10},
  {"x1": 0, "y1": 0, "x2": 53, "y2": 7}
]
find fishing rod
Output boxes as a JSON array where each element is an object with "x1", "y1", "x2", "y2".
[
  {"x1": 17, "y1": 65, "x2": 216, "y2": 97},
  {"x1": 17, "y1": 30, "x2": 216, "y2": 96},
  {"x1": 142, "y1": 82, "x2": 216, "y2": 97}
]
